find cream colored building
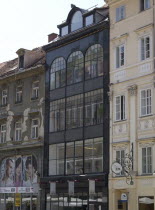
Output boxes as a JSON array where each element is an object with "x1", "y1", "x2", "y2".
[{"x1": 105, "y1": 0, "x2": 155, "y2": 209}]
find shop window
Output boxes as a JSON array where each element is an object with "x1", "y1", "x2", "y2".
[
  {"x1": 67, "y1": 51, "x2": 84, "y2": 85},
  {"x1": 115, "y1": 95, "x2": 125, "y2": 121},
  {"x1": 50, "y1": 57, "x2": 66, "y2": 90},
  {"x1": 71, "y1": 11, "x2": 83, "y2": 32},
  {"x1": 15, "y1": 121, "x2": 22, "y2": 141},
  {"x1": 140, "y1": 89, "x2": 152, "y2": 116},
  {"x1": 49, "y1": 99, "x2": 65, "y2": 132},
  {"x1": 84, "y1": 138, "x2": 103, "y2": 173},
  {"x1": 85, "y1": 44, "x2": 103, "y2": 80},
  {"x1": 31, "y1": 119, "x2": 38, "y2": 139},
  {"x1": 0, "y1": 124, "x2": 6, "y2": 143},
  {"x1": 1, "y1": 89, "x2": 7, "y2": 106},
  {"x1": 49, "y1": 143, "x2": 65, "y2": 175},
  {"x1": 142, "y1": 147, "x2": 152, "y2": 174},
  {"x1": 85, "y1": 89, "x2": 103, "y2": 126},
  {"x1": 15, "y1": 86, "x2": 22, "y2": 103},
  {"x1": 32, "y1": 81, "x2": 39, "y2": 99},
  {"x1": 66, "y1": 94, "x2": 83, "y2": 129}
]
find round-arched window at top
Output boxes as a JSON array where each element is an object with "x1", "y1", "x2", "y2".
[
  {"x1": 50, "y1": 57, "x2": 66, "y2": 90},
  {"x1": 85, "y1": 44, "x2": 103, "y2": 80},
  {"x1": 67, "y1": 51, "x2": 84, "y2": 85},
  {"x1": 71, "y1": 11, "x2": 83, "y2": 32}
]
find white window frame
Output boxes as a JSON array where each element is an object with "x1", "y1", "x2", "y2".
[
  {"x1": 142, "y1": 147, "x2": 152, "y2": 174},
  {"x1": 116, "y1": 44, "x2": 125, "y2": 69},
  {"x1": 116, "y1": 5, "x2": 125, "y2": 22},
  {"x1": 140, "y1": 88, "x2": 152, "y2": 117},
  {"x1": 31, "y1": 119, "x2": 39, "y2": 139},
  {"x1": 115, "y1": 95, "x2": 126, "y2": 121},
  {"x1": 0, "y1": 124, "x2": 6, "y2": 143},
  {"x1": 32, "y1": 81, "x2": 39, "y2": 99},
  {"x1": 140, "y1": 35, "x2": 150, "y2": 61},
  {"x1": 15, "y1": 121, "x2": 22, "y2": 141},
  {"x1": 16, "y1": 86, "x2": 22, "y2": 103},
  {"x1": 2, "y1": 89, "x2": 7, "y2": 106},
  {"x1": 141, "y1": 0, "x2": 150, "y2": 11}
]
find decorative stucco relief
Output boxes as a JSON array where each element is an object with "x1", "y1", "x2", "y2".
[
  {"x1": 113, "y1": 122, "x2": 128, "y2": 136},
  {"x1": 138, "y1": 117, "x2": 155, "y2": 131}
]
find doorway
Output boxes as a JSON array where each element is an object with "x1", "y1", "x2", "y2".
[{"x1": 139, "y1": 197, "x2": 154, "y2": 210}]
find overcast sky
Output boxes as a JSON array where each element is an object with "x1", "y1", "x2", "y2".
[{"x1": 0, "y1": 0, "x2": 105, "y2": 63}]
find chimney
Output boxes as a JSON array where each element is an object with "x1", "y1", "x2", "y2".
[{"x1": 48, "y1": 33, "x2": 58, "y2": 43}]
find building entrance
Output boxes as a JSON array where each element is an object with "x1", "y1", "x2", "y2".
[
  {"x1": 139, "y1": 197, "x2": 154, "y2": 210},
  {"x1": 0, "y1": 193, "x2": 37, "y2": 210}
]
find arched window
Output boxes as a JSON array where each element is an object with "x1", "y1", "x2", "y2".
[
  {"x1": 71, "y1": 11, "x2": 83, "y2": 32},
  {"x1": 67, "y1": 51, "x2": 84, "y2": 85},
  {"x1": 50, "y1": 57, "x2": 66, "y2": 90},
  {"x1": 85, "y1": 44, "x2": 103, "y2": 80}
]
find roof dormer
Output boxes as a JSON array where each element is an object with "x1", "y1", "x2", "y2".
[{"x1": 16, "y1": 48, "x2": 26, "y2": 70}]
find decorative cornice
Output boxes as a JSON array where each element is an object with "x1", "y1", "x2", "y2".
[{"x1": 128, "y1": 85, "x2": 137, "y2": 96}]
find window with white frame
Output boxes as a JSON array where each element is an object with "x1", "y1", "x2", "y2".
[
  {"x1": 140, "y1": 0, "x2": 150, "y2": 11},
  {"x1": 16, "y1": 86, "x2": 22, "y2": 103},
  {"x1": 140, "y1": 36, "x2": 150, "y2": 61},
  {"x1": 32, "y1": 81, "x2": 39, "y2": 99},
  {"x1": 142, "y1": 147, "x2": 152, "y2": 174},
  {"x1": 0, "y1": 124, "x2": 6, "y2": 143},
  {"x1": 116, "y1": 44, "x2": 125, "y2": 68},
  {"x1": 141, "y1": 89, "x2": 151, "y2": 116},
  {"x1": 31, "y1": 119, "x2": 38, "y2": 139},
  {"x1": 116, "y1": 6, "x2": 125, "y2": 22},
  {"x1": 115, "y1": 95, "x2": 125, "y2": 121},
  {"x1": 116, "y1": 150, "x2": 125, "y2": 175},
  {"x1": 2, "y1": 89, "x2": 7, "y2": 106},
  {"x1": 15, "y1": 121, "x2": 22, "y2": 141}
]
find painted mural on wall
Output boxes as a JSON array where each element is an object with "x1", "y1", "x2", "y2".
[{"x1": 0, "y1": 155, "x2": 37, "y2": 187}]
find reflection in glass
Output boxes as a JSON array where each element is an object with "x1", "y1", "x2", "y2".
[{"x1": 71, "y1": 11, "x2": 83, "y2": 32}]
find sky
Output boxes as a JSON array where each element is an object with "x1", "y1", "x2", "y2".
[{"x1": 0, "y1": 0, "x2": 105, "y2": 63}]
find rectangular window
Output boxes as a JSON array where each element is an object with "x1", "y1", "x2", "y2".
[
  {"x1": 66, "y1": 94, "x2": 83, "y2": 129},
  {"x1": 115, "y1": 95, "x2": 125, "y2": 121},
  {"x1": 49, "y1": 99, "x2": 65, "y2": 132},
  {"x1": 19, "y1": 55, "x2": 24, "y2": 69},
  {"x1": 142, "y1": 147, "x2": 152, "y2": 174},
  {"x1": 85, "y1": 15, "x2": 93, "y2": 26},
  {"x1": 116, "y1": 150, "x2": 125, "y2": 175},
  {"x1": 116, "y1": 44, "x2": 125, "y2": 68},
  {"x1": 116, "y1": 6, "x2": 125, "y2": 22},
  {"x1": 141, "y1": 0, "x2": 150, "y2": 11},
  {"x1": 16, "y1": 86, "x2": 22, "y2": 103},
  {"x1": 32, "y1": 81, "x2": 39, "y2": 99},
  {"x1": 85, "y1": 89, "x2": 103, "y2": 126},
  {"x1": 49, "y1": 143, "x2": 65, "y2": 175},
  {"x1": 2, "y1": 89, "x2": 7, "y2": 106},
  {"x1": 141, "y1": 36, "x2": 150, "y2": 61},
  {"x1": 0, "y1": 124, "x2": 6, "y2": 143},
  {"x1": 15, "y1": 121, "x2": 22, "y2": 141},
  {"x1": 141, "y1": 89, "x2": 151, "y2": 116},
  {"x1": 31, "y1": 119, "x2": 38, "y2": 139},
  {"x1": 84, "y1": 138, "x2": 103, "y2": 173}
]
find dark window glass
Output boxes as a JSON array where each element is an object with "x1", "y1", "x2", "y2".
[
  {"x1": 84, "y1": 138, "x2": 103, "y2": 173},
  {"x1": 49, "y1": 99, "x2": 65, "y2": 132},
  {"x1": 66, "y1": 94, "x2": 83, "y2": 129},
  {"x1": 50, "y1": 57, "x2": 66, "y2": 90},
  {"x1": 67, "y1": 51, "x2": 84, "y2": 85},
  {"x1": 85, "y1": 44, "x2": 103, "y2": 80},
  {"x1": 85, "y1": 89, "x2": 103, "y2": 126},
  {"x1": 19, "y1": 55, "x2": 24, "y2": 69}
]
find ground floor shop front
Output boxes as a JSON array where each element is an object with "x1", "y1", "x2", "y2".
[
  {"x1": 0, "y1": 193, "x2": 38, "y2": 210},
  {"x1": 109, "y1": 176, "x2": 155, "y2": 210}
]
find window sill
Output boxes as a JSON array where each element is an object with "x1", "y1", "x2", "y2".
[
  {"x1": 15, "y1": 101, "x2": 22, "y2": 105},
  {"x1": 31, "y1": 97, "x2": 39, "y2": 101},
  {"x1": 139, "y1": 114, "x2": 153, "y2": 118},
  {"x1": 140, "y1": 173, "x2": 153, "y2": 176},
  {"x1": 139, "y1": 7, "x2": 151, "y2": 13},
  {"x1": 114, "y1": 119, "x2": 127, "y2": 123},
  {"x1": 115, "y1": 18, "x2": 125, "y2": 23}
]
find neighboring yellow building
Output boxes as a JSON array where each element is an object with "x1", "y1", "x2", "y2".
[{"x1": 105, "y1": 0, "x2": 155, "y2": 209}]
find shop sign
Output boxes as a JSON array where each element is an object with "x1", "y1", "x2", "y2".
[
  {"x1": 0, "y1": 187, "x2": 33, "y2": 193},
  {"x1": 15, "y1": 193, "x2": 21, "y2": 207},
  {"x1": 89, "y1": 180, "x2": 95, "y2": 195},
  {"x1": 68, "y1": 181, "x2": 74, "y2": 196},
  {"x1": 111, "y1": 162, "x2": 122, "y2": 174},
  {"x1": 121, "y1": 193, "x2": 128, "y2": 202},
  {"x1": 50, "y1": 182, "x2": 56, "y2": 195}
]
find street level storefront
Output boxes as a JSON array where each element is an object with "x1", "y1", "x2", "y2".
[
  {"x1": 0, "y1": 155, "x2": 39, "y2": 210},
  {"x1": 42, "y1": 175, "x2": 108, "y2": 210}
]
